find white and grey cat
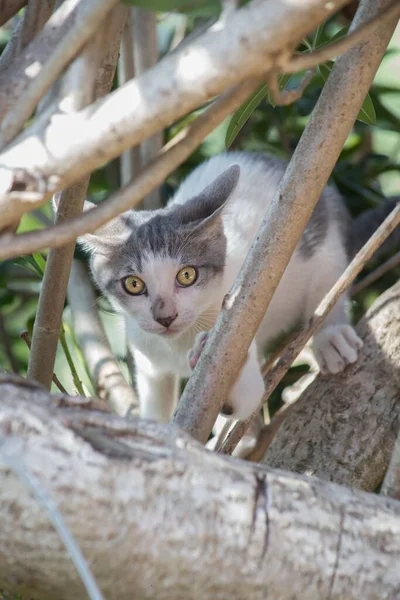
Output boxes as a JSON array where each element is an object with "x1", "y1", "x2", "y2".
[{"x1": 82, "y1": 152, "x2": 366, "y2": 423}]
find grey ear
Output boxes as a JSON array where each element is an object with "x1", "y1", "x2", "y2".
[
  {"x1": 178, "y1": 164, "x2": 240, "y2": 225},
  {"x1": 78, "y1": 201, "x2": 134, "y2": 254}
]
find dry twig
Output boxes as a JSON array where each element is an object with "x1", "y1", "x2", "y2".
[
  {"x1": 352, "y1": 249, "x2": 400, "y2": 296},
  {"x1": 220, "y1": 202, "x2": 400, "y2": 456}
]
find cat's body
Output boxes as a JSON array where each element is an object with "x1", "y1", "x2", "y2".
[{"x1": 85, "y1": 152, "x2": 363, "y2": 424}]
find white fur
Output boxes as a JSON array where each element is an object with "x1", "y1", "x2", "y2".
[{"x1": 119, "y1": 153, "x2": 363, "y2": 424}]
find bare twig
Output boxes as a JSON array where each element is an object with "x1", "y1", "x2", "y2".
[
  {"x1": 286, "y1": 0, "x2": 400, "y2": 74},
  {"x1": 268, "y1": 68, "x2": 315, "y2": 106},
  {"x1": 0, "y1": 437, "x2": 105, "y2": 600},
  {"x1": 20, "y1": 330, "x2": 68, "y2": 394},
  {"x1": 27, "y1": 27, "x2": 113, "y2": 389},
  {"x1": 118, "y1": 10, "x2": 141, "y2": 186},
  {"x1": 220, "y1": 202, "x2": 400, "y2": 456},
  {"x1": 0, "y1": 0, "x2": 119, "y2": 148},
  {"x1": 0, "y1": 0, "x2": 27, "y2": 27},
  {"x1": 0, "y1": 0, "x2": 349, "y2": 229},
  {"x1": 68, "y1": 261, "x2": 138, "y2": 417},
  {"x1": 246, "y1": 402, "x2": 296, "y2": 462},
  {"x1": 0, "y1": 78, "x2": 261, "y2": 260},
  {"x1": 352, "y1": 249, "x2": 400, "y2": 296},
  {"x1": 173, "y1": 0, "x2": 398, "y2": 445},
  {"x1": 132, "y1": 7, "x2": 162, "y2": 209}
]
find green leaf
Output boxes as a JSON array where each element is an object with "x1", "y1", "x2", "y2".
[
  {"x1": 357, "y1": 93, "x2": 376, "y2": 126},
  {"x1": 225, "y1": 84, "x2": 268, "y2": 148},
  {"x1": 326, "y1": 25, "x2": 350, "y2": 45},
  {"x1": 32, "y1": 253, "x2": 46, "y2": 276}
]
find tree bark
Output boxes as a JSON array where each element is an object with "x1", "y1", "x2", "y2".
[
  {"x1": 0, "y1": 375, "x2": 400, "y2": 600},
  {"x1": 263, "y1": 281, "x2": 400, "y2": 492}
]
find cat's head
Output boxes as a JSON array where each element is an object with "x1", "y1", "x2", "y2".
[{"x1": 80, "y1": 164, "x2": 240, "y2": 338}]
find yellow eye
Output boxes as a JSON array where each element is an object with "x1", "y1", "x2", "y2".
[
  {"x1": 176, "y1": 266, "x2": 198, "y2": 287},
  {"x1": 122, "y1": 275, "x2": 146, "y2": 296}
]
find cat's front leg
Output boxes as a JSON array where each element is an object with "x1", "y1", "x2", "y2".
[
  {"x1": 189, "y1": 333, "x2": 265, "y2": 420},
  {"x1": 134, "y1": 350, "x2": 179, "y2": 422}
]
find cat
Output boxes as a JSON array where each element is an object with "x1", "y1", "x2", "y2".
[{"x1": 81, "y1": 151, "x2": 370, "y2": 426}]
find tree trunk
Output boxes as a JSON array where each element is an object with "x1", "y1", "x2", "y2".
[
  {"x1": 0, "y1": 376, "x2": 400, "y2": 600},
  {"x1": 264, "y1": 282, "x2": 400, "y2": 491}
]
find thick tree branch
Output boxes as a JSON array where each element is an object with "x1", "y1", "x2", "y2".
[
  {"x1": 67, "y1": 260, "x2": 138, "y2": 417},
  {"x1": 173, "y1": 0, "x2": 398, "y2": 445},
  {"x1": 220, "y1": 203, "x2": 400, "y2": 456},
  {"x1": 1, "y1": 380, "x2": 400, "y2": 600},
  {"x1": 263, "y1": 281, "x2": 400, "y2": 491},
  {"x1": 381, "y1": 431, "x2": 400, "y2": 499},
  {"x1": 0, "y1": 78, "x2": 261, "y2": 259},
  {"x1": 0, "y1": 0, "x2": 119, "y2": 148},
  {"x1": 0, "y1": 0, "x2": 350, "y2": 229}
]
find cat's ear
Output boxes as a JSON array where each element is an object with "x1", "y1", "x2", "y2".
[
  {"x1": 79, "y1": 201, "x2": 134, "y2": 254},
  {"x1": 179, "y1": 164, "x2": 240, "y2": 224}
]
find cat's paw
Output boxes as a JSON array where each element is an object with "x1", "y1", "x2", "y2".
[
  {"x1": 188, "y1": 331, "x2": 208, "y2": 370},
  {"x1": 313, "y1": 324, "x2": 363, "y2": 374}
]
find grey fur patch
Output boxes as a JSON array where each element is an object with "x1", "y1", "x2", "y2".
[{"x1": 297, "y1": 192, "x2": 330, "y2": 259}]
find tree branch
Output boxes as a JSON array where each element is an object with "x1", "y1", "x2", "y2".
[
  {"x1": 173, "y1": 0, "x2": 398, "y2": 445},
  {"x1": 67, "y1": 260, "x2": 138, "y2": 417},
  {"x1": 1, "y1": 380, "x2": 400, "y2": 599},
  {"x1": 0, "y1": 0, "x2": 27, "y2": 27},
  {"x1": 263, "y1": 281, "x2": 400, "y2": 491},
  {"x1": 381, "y1": 431, "x2": 400, "y2": 499},
  {"x1": 132, "y1": 6, "x2": 162, "y2": 209},
  {"x1": 0, "y1": 78, "x2": 261, "y2": 260},
  {"x1": 0, "y1": 0, "x2": 119, "y2": 148},
  {"x1": 0, "y1": 0, "x2": 350, "y2": 230},
  {"x1": 352, "y1": 249, "x2": 400, "y2": 296},
  {"x1": 286, "y1": 0, "x2": 400, "y2": 74},
  {"x1": 220, "y1": 202, "x2": 400, "y2": 456},
  {"x1": 27, "y1": 10, "x2": 124, "y2": 389}
]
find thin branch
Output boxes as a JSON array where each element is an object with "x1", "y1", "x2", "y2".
[
  {"x1": 0, "y1": 437, "x2": 105, "y2": 600},
  {"x1": 132, "y1": 7, "x2": 162, "y2": 209},
  {"x1": 67, "y1": 261, "x2": 138, "y2": 417},
  {"x1": 267, "y1": 68, "x2": 315, "y2": 106},
  {"x1": 173, "y1": 0, "x2": 398, "y2": 445},
  {"x1": 117, "y1": 10, "x2": 141, "y2": 187},
  {"x1": 286, "y1": 0, "x2": 400, "y2": 74},
  {"x1": 0, "y1": 78, "x2": 261, "y2": 260},
  {"x1": 17, "y1": 0, "x2": 56, "y2": 53},
  {"x1": 220, "y1": 203, "x2": 400, "y2": 456},
  {"x1": 0, "y1": 0, "x2": 350, "y2": 230},
  {"x1": 0, "y1": 0, "x2": 27, "y2": 27},
  {"x1": 352, "y1": 249, "x2": 400, "y2": 296},
  {"x1": 246, "y1": 402, "x2": 296, "y2": 462},
  {"x1": 27, "y1": 25, "x2": 114, "y2": 389},
  {"x1": 20, "y1": 330, "x2": 68, "y2": 394},
  {"x1": 0, "y1": 0, "x2": 119, "y2": 148}
]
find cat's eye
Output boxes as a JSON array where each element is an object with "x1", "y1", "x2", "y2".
[
  {"x1": 122, "y1": 275, "x2": 146, "y2": 296},
  {"x1": 176, "y1": 266, "x2": 198, "y2": 287}
]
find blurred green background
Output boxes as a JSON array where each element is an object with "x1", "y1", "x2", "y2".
[{"x1": 0, "y1": 3, "x2": 399, "y2": 400}]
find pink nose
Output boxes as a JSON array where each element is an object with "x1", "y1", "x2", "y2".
[{"x1": 156, "y1": 314, "x2": 177, "y2": 328}]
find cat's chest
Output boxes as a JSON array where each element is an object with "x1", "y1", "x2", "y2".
[{"x1": 125, "y1": 318, "x2": 194, "y2": 376}]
